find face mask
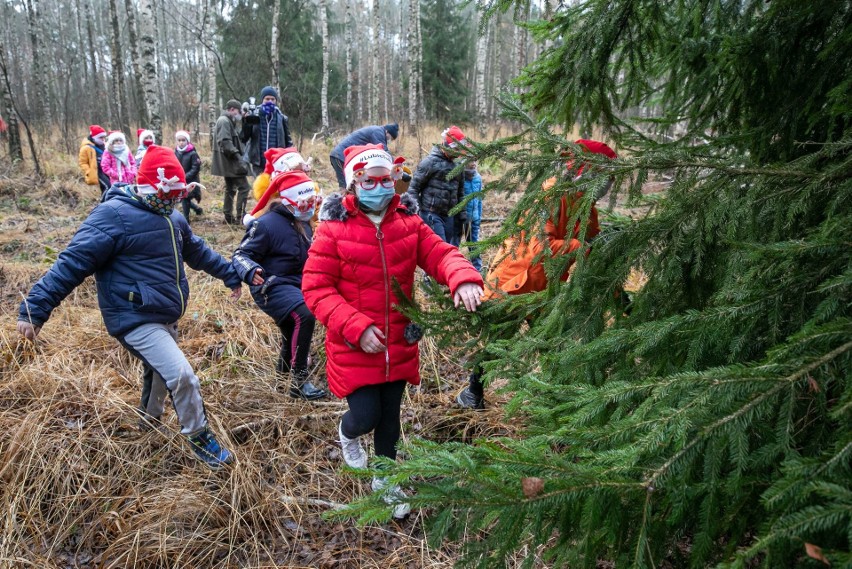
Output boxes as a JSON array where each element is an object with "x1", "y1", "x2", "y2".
[
  {"x1": 261, "y1": 101, "x2": 277, "y2": 114},
  {"x1": 356, "y1": 186, "x2": 395, "y2": 213},
  {"x1": 141, "y1": 194, "x2": 176, "y2": 216},
  {"x1": 143, "y1": 139, "x2": 154, "y2": 148},
  {"x1": 294, "y1": 207, "x2": 315, "y2": 221},
  {"x1": 112, "y1": 143, "x2": 126, "y2": 152}
]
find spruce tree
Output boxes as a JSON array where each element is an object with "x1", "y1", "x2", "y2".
[
  {"x1": 419, "y1": 0, "x2": 474, "y2": 121},
  {"x1": 336, "y1": 1, "x2": 852, "y2": 567}
]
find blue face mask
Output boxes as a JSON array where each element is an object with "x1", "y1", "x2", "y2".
[
  {"x1": 261, "y1": 101, "x2": 277, "y2": 115},
  {"x1": 356, "y1": 187, "x2": 395, "y2": 213},
  {"x1": 294, "y1": 207, "x2": 315, "y2": 221}
]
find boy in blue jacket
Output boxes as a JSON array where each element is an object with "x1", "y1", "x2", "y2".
[
  {"x1": 16, "y1": 146, "x2": 242, "y2": 470},
  {"x1": 460, "y1": 160, "x2": 483, "y2": 271}
]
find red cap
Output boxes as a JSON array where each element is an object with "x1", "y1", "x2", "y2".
[
  {"x1": 89, "y1": 125, "x2": 106, "y2": 138},
  {"x1": 575, "y1": 139, "x2": 616, "y2": 159},
  {"x1": 443, "y1": 125, "x2": 467, "y2": 147},
  {"x1": 136, "y1": 145, "x2": 186, "y2": 196}
]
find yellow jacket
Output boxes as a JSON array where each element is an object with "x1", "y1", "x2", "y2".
[{"x1": 78, "y1": 139, "x2": 100, "y2": 185}]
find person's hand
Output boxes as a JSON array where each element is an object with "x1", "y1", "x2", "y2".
[
  {"x1": 17, "y1": 320, "x2": 41, "y2": 341},
  {"x1": 230, "y1": 286, "x2": 242, "y2": 301},
  {"x1": 359, "y1": 325, "x2": 386, "y2": 353},
  {"x1": 251, "y1": 268, "x2": 265, "y2": 286},
  {"x1": 453, "y1": 283, "x2": 483, "y2": 312}
]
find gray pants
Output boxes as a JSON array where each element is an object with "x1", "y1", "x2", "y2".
[
  {"x1": 223, "y1": 176, "x2": 251, "y2": 223},
  {"x1": 121, "y1": 323, "x2": 207, "y2": 435}
]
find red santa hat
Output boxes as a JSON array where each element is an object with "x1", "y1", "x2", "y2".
[
  {"x1": 135, "y1": 145, "x2": 187, "y2": 198},
  {"x1": 244, "y1": 171, "x2": 316, "y2": 226},
  {"x1": 343, "y1": 144, "x2": 405, "y2": 189},
  {"x1": 568, "y1": 139, "x2": 617, "y2": 177},
  {"x1": 89, "y1": 125, "x2": 106, "y2": 138},
  {"x1": 137, "y1": 129, "x2": 155, "y2": 146},
  {"x1": 252, "y1": 147, "x2": 312, "y2": 200},
  {"x1": 442, "y1": 125, "x2": 469, "y2": 148}
]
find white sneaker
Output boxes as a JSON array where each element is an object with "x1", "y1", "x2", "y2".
[
  {"x1": 338, "y1": 421, "x2": 368, "y2": 469},
  {"x1": 371, "y1": 476, "x2": 411, "y2": 519}
]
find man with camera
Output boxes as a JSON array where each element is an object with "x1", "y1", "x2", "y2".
[
  {"x1": 211, "y1": 99, "x2": 252, "y2": 225},
  {"x1": 241, "y1": 86, "x2": 293, "y2": 177}
]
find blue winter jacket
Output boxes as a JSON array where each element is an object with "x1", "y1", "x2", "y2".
[
  {"x1": 330, "y1": 126, "x2": 389, "y2": 162},
  {"x1": 18, "y1": 184, "x2": 242, "y2": 338},
  {"x1": 232, "y1": 204, "x2": 312, "y2": 322},
  {"x1": 463, "y1": 172, "x2": 483, "y2": 223}
]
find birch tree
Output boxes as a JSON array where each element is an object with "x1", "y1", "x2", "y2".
[
  {"x1": 107, "y1": 0, "x2": 129, "y2": 132},
  {"x1": 124, "y1": 0, "x2": 147, "y2": 124},
  {"x1": 319, "y1": 0, "x2": 330, "y2": 133},
  {"x1": 344, "y1": 0, "x2": 354, "y2": 127},
  {"x1": 406, "y1": 0, "x2": 420, "y2": 133},
  {"x1": 271, "y1": 0, "x2": 281, "y2": 96},
  {"x1": 370, "y1": 0, "x2": 380, "y2": 123},
  {"x1": 137, "y1": 0, "x2": 162, "y2": 141},
  {"x1": 24, "y1": 0, "x2": 51, "y2": 123},
  {"x1": 0, "y1": 39, "x2": 23, "y2": 161},
  {"x1": 474, "y1": 7, "x2": 488, "y2": 135}
]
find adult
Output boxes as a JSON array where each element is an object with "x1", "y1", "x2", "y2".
[
  {"x1": 78, "y1": 125, "x2": 110, "y2": 193},
  {"x1": 329, "y1": 123, "x2": 399, "y2": 190},
  {"x1": 406, "y1": 125, "x2": 468, "y2": 244},
  {"x1": 212, "y1": 100, "x2": 252, "y2": 225},
  {"x1": 241, "y1": 86, "x2": 293, "y2": 177}
]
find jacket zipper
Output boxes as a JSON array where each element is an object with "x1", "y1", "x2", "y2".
[
  {"x1": 165, "y1": 216, "x2": 185, "y2": 315},
  {"x1": 375, "y1": 223, "x2": 391, "y2": 381}
]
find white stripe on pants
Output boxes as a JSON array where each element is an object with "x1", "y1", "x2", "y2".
[{"x1": 122, "y1": 322, "x2": 207, "y2": 435}]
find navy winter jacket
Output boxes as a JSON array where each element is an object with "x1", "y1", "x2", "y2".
[
  {"x1": 232, "y1": 204, "x2": 312, "y2": 322},
  {"x1": 329, "y1": 125, "x2": 389, "y2": 162},
  {"x1": 175, "y1": 144, "x2": 202, "y2": 185},
  {"x1": 18, "y1": 185, "x2": 241, "y2": 338}
]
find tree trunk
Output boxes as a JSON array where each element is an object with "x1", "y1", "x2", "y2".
[
  {"x1": 474, "y1": 6, "x2": 488, "y2": 136},
  {"x1": 406, "y1": 0, "x2": 420, "y2": 133},
  {"x1": 271, "y1": 0, "x2": 281, "y2": 96},
  {"x1": 319, "y1": 0, "x2": 330, "y2": 133},
  {"x1": 370, "y1": 0, "x2": 380, "y2": 124},
  {"x1": 24, "y1": 0, "x2": 51, "y2": 124},
  {"x1": 138, "y1": 0, "x2": 162, "y2": 142},
  {"x1": 344, "y1": 0, "x2": 354, "y2": 128},
  {"x1": 124, "y1": 0, "x2": 147, "y2": 124},
  {"x1": 108, "y1": 0, "x2": 130, "y2": 133},
  {"x1": 0, "y1": 39, "x2": 23, "y2": 161}
]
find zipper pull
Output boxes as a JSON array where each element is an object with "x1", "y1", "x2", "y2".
[{"x1": 376, "y1": 228, "x2": 384, "y2": 240}]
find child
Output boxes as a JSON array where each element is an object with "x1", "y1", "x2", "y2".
[
  {"x1": 175, "y1": 130, "x2": 203, "y2": 221},
  {"x1": 17, "y1": 145, "x2": 242, "y2": 470},
  {"x1": 232, "y1": 168, "x2": 326, "y2": 400},
  {"x1": 302, "y1": 144, "x2": 484, "y2": 518},
  {"x1": 456, "y1": 139, "x2": 616, "y2": 410},
  {"x1": 78, "y1": 124, "x2": 111, "y2": 193},
  {"x1": 135, "y1": 129, "x2": 156, "y2": 164},
  {"x1": 101, "y1": 131, "x2": 137, "y2": 186},
  {"x1": 461, "y1": 160, "x2": 484, "y2": 271}
]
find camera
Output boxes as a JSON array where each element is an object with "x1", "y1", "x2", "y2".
[{"x1": 241, "y1": 96, "x2": 260, "y2": 117}]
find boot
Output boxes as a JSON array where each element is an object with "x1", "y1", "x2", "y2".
[
  {"x1": 371, "y1": 476, "x2": 411, "y2": 519},
  {"x1": 187, "y1": 427, "x2": 234, "y2": 470},
  {"x1": 338, "y1": 420, "x2": 368, "y2": 468},
  {"x1": 288, "y1": 369, "x2": 326, "y2": 400}
]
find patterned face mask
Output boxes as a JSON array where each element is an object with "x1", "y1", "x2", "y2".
[{"x1": 141, "y1": 193, "x2": 176, "y2": 216}]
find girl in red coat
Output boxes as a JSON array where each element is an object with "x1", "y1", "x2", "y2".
[{"x1": 302, "y1": 144, "x2": 483, "y2": 517}]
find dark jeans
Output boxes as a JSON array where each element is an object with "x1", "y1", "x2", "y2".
[
  {"x1": 330, "y1": 155, "x2": 347, "y2": 190},
  {"x1": 422, "y1": 210, "x2": 455, "y2": 244},
  {"x1": 181, "y1": 188, "x2": 202, "y2": 219},
  {"x1": 275, "y1": 303, "x2": 315, "y2": 376},
  {"x1": 223, "y1": 176, "x2": 250, "y2": 223},
  {"x1": 341, "y1": 380, "x2": 407, "y2": 460}
]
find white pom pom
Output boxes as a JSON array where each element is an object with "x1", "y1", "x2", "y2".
[{"x1": 242, "y1": 214, "x2": 255, "y2": 227}]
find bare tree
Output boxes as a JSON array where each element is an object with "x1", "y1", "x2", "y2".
[
  {"x1": 319, "y1": 0, "x2": 330, "y2": 133},
  {"x1": 370, "y1": 0, "x2": 380, "y2": 124},
  {"x1": 406, "y1": 0, "x2": 420, "y2": 133},
  {"x1": 271, "y1": 0, "x2": 281, "y2": 96},
  {"x1": 124, "y1": 0, "x2": 147, "y2": 124},
  {"x1": 344, "y1": 0, "x2": 353, "y2": 127},
  {"x1": 24, "y1": 0, "x2": 51, "y2": 123},
  {"x1": 474, "y1": 5, "x2": 488, "y2": 136},
  {"x1": 138, "y1": 0, "x2": 162, "y2": 141},
  {"x1": 107, "y1": 0, "x2": 130, "y2": 133},
  {"x1": 0, "y1": 39, "x2": 23, "y2": 161}
]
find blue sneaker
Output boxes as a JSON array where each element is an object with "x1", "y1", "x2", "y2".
[{"x1": 187, "y1": 428, "x2": 234, "y2": 469}]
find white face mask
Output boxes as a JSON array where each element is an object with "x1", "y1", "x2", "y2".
[{"x1": 112, "y1": 143, "x2": 126, "y2": 152}]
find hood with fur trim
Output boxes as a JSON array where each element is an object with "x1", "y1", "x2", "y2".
[{"x1": 319, "y1": 191, "x2": 419, "y2": 222}]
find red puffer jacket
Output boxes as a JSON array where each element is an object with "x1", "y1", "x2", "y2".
[{"x1": 303, "y1": 192, "x2": 483, "y2": 398}]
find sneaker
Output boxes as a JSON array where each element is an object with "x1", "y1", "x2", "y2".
[
  {"x1": 187, "y1": 428, "x2": 234, "y2": 470},
  {"x1": 371, "y1": 476, "x2": 411, "y2": 519},
  {"x1": 456, "y1": 386, "x2": 485, "y2": 410},
  {"x1": 338, "y1": 421, "x2": 367, "y2": 469}
]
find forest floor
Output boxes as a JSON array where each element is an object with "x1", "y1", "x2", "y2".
[{"x1": 0, "y1": 127, "x2": 650, "y2": 568}]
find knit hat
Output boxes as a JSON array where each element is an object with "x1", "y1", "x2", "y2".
[
  {"x1": 384, "y1": 123, "x2": 399, "y2": 140},
  {"x1": 175, "y1": 130, "x2": 191, "y2": 144},
  {"x1": 343, "y1": 144, "x2": 405, "y2": 189},
  {"x1": 105, "y1": 131, "x2": 126, "y2": 148},
  {"x1": 442, "y1": 125, "x2": 468, "y2": 148},
  {"x1": 137, "y1": 129, "x2": 155, "y2": 146},
  {"x1": 135, "y1": 145, "x2": 187, "y2": 198},
  {"x1": 259, "y1": 86, "x2": 279, "y2": 101},
  {"x1": 252, "y1": 147, "x2": 312, "y2": 200},
  {"x1": 89, "y1": 125, "x2": 106, "y2": 138},
  {"x1": 244, "y1": 171, "x2": 315, "y2": 226},
  {"x1": 226, "y1": 99, "x2": 241, "y2": 110}
]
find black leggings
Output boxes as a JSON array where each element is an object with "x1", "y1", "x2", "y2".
[
  {"x1": 342, "y1": 380, "x2": 407, "y2": 460},
  {"x1": 275, "y1": 303, "x2": 315, "y2": 375}
]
